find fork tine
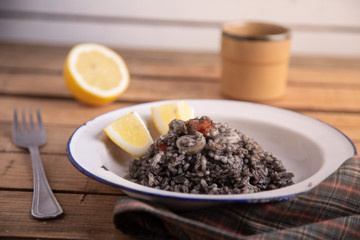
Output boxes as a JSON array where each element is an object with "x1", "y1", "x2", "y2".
[
  {"x1": 21, "y1": 107, "x2": 28, "y2": 133},
  {"x1": 29, "y1": 107, "x2": 35, "y2": 131},
  {"x1": 36, "y1": 106, "x2": 44, "y2": 131},
  {"x1": 13, "y1": 107, "x2": 19, "y2": 134}
]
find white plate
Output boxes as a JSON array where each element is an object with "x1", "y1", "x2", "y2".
[{"x1": 67, "y1": 100, "x2": 357, "y2": 209}]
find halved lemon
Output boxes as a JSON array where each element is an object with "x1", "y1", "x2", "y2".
[
  {"x1": 63, "y1": 43, "x2": 129, "y2": 106},
  {"x1": 151, "y1": 101, "x2": 195, "y2": 135},
  {"x1": 103, "y1": 111, "x2": 153, "y2": 157}
]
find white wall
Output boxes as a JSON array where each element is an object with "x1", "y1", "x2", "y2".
[{"x1": 1, "y1": 0, "x2": 360, "y2": 56}]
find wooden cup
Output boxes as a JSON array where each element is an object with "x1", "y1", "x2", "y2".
[{"x1": 221, "y1": 22, "x2": 291, "y2": 101}]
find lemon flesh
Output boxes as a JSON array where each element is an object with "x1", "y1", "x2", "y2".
[
  {"x1": 64, "y1": 43, "x2": 129, "y2": 106},
  {"x1": 151, "y1": 101, "x2": 195, "y2": 135},
  {"x1": 76, "y1": 51, "x2": 122, "y2": 90},
  {"x1": 104, "y1": 111, "x2": 153, "y2": 157}
]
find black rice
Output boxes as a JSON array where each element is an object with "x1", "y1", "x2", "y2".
[{"x1": 126, "y1": 116, "x2": 294, "y2": 194}]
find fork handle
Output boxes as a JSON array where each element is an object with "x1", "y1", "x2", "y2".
[{"x1": 29, "y1": 146, "x2": 63, "y2": 219}]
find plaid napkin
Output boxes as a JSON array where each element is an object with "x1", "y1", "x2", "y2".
[{"x1": 113, "y1": 157, "x2": 360, "y2": 240}]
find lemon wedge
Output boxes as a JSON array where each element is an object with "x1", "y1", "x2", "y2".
[
  {"x1": 151, "y1": 101, "x2": 195, "y2": 135},
  {"x1": 103, "y1": 111, "x2": 153, "y2": 157},
  {"x1": 63, "y1": 43, "x2": 129, "y2": 106}
]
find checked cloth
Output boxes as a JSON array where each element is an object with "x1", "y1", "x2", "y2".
[{"x1": 113, "y1": 157, "x2": 360, "y2": 240}]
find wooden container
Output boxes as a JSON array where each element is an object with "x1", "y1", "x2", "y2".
[{"x1": 221, "y1": 22, "x2": 291, "y2": 101}]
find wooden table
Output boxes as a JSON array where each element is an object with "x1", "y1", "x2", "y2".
[{"x1": 0, "y1": 43, "x2": 359, "y2": 239}]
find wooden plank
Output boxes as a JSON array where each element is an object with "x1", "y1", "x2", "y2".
[
  {"x1": 0, "y1": 96, "x2": 132, "y2": 126},
  {"x1": 1, "y1": 97, "x2": 359, "y2": 151},
  {"x1": 2, "y1": 63, "x2": 360, "y2": 88},
  {"x1": 0, "y1": 191, "x2": 132, "y2": 239},
  {"x1": 301, "y1": 111, "x2": 360, "y2": 152},
  {"x1": 289, "y1": 56, "x2": 360, "y2": 67},
  {"x1": 0, "y1": 44, "x2": 221, "y2": 79},
  {"x1": 302, "y1": 112, "x2": 360, "y2": 141},
  {"x1": 288, "y1": 67, "x2": 360, "y2": 86},
  {"x1": 272, "y1": 84, "x2": 360, "y2": 112},
  {"x1": 0, "y1": 136, "x2": 358, "y2": 194},
  {"x1": 0, "y1": 152, "x2": 124, "y2": 194},
  {"x1": 100, "y1": 79, "x2": 358, "y2": 112},
  {"x1": 0, "y1": 128, "x2": 357, "y2": 195},
  {"x1": 0, "y1": 121, "x2": 73, "y2": 154},
  {"x1": 1, "y1": 108, "x2": 359, "y2": 159},
  {"x1": 0, "y1": 73, "x2": 70, "y2": 96},
  {"x1": 1, "y1": 43, "x2": 359, "y2": 67},
  {"x1": 0, "y1": 43, "x2": 219, "y2": 67},
  {"x1": 1, "y1": 108, "x2": 359, "y2": 152},
  {"x1": 1, "y1": 71, "x2": 360, "y2": 113},
  {"x1": 127, "y1": 59, "x2": 360, "y2": 84},
  {"x1": 1, "y1": 94, "x2": 360, "y2": 133},
  {"x1": 0, "y1": 44, "x2": 68, "y2": 71},
  {"x1": 1, "y1": 43, "x2": 360, "y2": 78},
  {"x1": 1, "y1": 109, "x2": 359, "y2": 153},
  {"x1": 0, "y1": 44, "x2": 359, "y2": 89}
]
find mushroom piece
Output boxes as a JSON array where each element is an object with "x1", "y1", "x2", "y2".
[
  {"x1": 176, "y1": 131, "x2": 206, "y2": 155},
  {"x1": 221, "y1": 131, "x2": 240, "y2": 144}
]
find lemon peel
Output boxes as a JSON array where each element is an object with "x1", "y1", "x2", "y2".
[
  {"x1": 103, "y1": 111, "x2": 153, "y2": 157},
  {"x1": 64, "y1": 43, "x2": 129, "y2": 106}
]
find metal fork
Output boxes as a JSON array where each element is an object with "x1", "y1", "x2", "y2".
[{"x1": 12, "y1": 107, "x2": 63, "y2": 219}]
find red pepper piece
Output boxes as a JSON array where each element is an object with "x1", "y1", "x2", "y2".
[
  {"x1": 187, "y1": 116, "x2": 215, "y2": 136},
  {"x1": 158, "y1": 144, "x2": 167, "y2": 152}
]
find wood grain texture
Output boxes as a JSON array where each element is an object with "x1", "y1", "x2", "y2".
[
  {"x1": 0, "y1": 43, "x2": 359, "y2": 239},
  {"x1": 0, "y1": 151, "x2": 125, "y2": 194},
  {"x1": 0, "y1": 44, "x2": 359, "y2": 114},
  {"x1": 0, "y1": 191, "x2": 130, "y2": 239},
  {"x1": 0, "y1": 100, "x2": 359, "y2": 153},
  {"x1": 1, "y1": 72, "x2": 359, "y2": 113}
]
